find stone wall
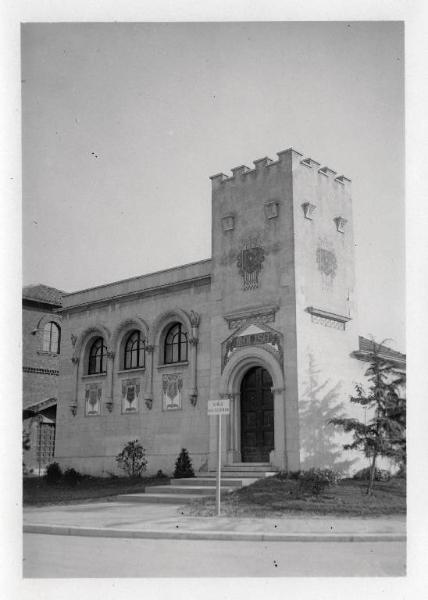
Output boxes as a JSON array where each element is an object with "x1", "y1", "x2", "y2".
[{"x1": 56, "y1": 266, "x2": 212, "y2": 476}]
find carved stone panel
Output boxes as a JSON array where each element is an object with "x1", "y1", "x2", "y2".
[
  {"x1": 221, "y1": 322, "x2": 283, "y2": 372},
  {"x1": 224, "y1": 305, "x2": 278, "y2": 330},
  {"x1": 85, "y1": 383, "x2": 102, "y2": 416},
  {"x1": 237, "y1": 246, "x2": 265, "y2": 290},
  {"x1": 121, "y1": 378, "x2": 141, "y2": 414},
  {"x1": 316, "y1": 247, "x2": 337, "y2": 278},
  {"x1": 162, "y1": 373, "x2": 183, "y2": 411}
]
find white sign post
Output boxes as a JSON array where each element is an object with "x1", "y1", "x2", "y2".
[{"x1": 208, "y1": 398, "x2": 230, "y2": 516}]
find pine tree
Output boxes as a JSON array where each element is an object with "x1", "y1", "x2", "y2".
[
  {"x1": 174, "y1": 448, "x2": 195, "y2": 479},
  {"x1": 330, "y1": 339, "x2": 406, "y2": 494}
]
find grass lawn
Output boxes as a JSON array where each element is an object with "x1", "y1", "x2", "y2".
[
  {"x1": 184, "y1": 476, "x2": 406, "y2": 517},
  {"x1": 23, "y1": 475, "x2": 170, "y2": 506}
]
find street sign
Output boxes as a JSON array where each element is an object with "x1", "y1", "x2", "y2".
[
  {"x1": 208, "y1": 398, "x2": 230, "y2": 415},
  {"x1": 207, "y1": 398, "x2": 230, "y2": 516}
]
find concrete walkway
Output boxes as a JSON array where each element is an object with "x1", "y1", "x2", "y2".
[{"x1": 23, "y1": 501, "x2": 406, "y2": 542}]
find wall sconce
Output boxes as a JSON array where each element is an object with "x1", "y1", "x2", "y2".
[
  {"x1": 222, "y1": 215, "x2": 235, "y2": 231},
  {"x1": 105, "y1": 401, "x2": 113, "y2": 413},
  {"x1": 264, "y1": 201, "x2": 279, "y2": 220},
  {"x1": 302, "y1": 202, "x2": 316, "y2": 220},
  {"x1": 70, "y1": 404, "x2": 77, "y2": 417},
  {"x1": 334, "y1": 216, "x2": 347, "y2": 233},
  {"x1": 145, "y1": 397, "x2": 153, "y2": 410},
  {"x1": 189, "y1": 394, "x2": 198, "y2": 407}
]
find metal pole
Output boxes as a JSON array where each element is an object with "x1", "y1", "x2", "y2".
[
  {"x1": 38, "y1": 417, "x2": 42, "y2": 477},
  {"x1": 216, "y1": 413, "x2": 222, "y2": 516}
]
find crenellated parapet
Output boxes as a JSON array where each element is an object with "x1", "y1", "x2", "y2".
[{"x1": 210, "y1": 146, "x2": 351, "y2": 186}]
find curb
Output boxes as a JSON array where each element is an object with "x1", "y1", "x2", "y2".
[{"x1": 23, "y1": 524, "x2": 406, "y2": 543}]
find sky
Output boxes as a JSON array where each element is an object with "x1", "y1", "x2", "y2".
[{"x1": 21, "y1": 21, "x2": 405, "y2": 350}]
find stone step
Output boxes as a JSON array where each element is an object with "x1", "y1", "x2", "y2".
[
  {"x1": 198, "y1": 471, "x2": 276, "y2": 479},
  {"x1": 116, "y1": 493, "x2": 204, "y2": 504},
  {"x1": 148, "y1": 485, "x2": 234, "y2": 496},
  {"x1": 225, "y1": 462, "x2": 272, "y2": 467},
  {"x1": 223, "y1": 464, "x2": 275, "y2": 472},
  {"x1": 172, "y1": 477, "x2": 244, "y2": 488}
]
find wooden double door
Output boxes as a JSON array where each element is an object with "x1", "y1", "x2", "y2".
[{"x1": 240, "y1": 366, "x2": 274, "y2": 462}]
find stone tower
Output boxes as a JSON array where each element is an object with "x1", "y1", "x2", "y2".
[{"x1": 208, "y1": 148, "x2": 358, "y2": 472}]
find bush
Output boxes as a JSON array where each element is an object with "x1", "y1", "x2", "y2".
[
  {"x1": 394, "y1": 464, "x2": 406, "y2": 479},
  {"x1": 298, "y1": 468, "x2": 341, "y2": 496},
  {"x1": 353, "y1": 467, "x2": 391, "y2": 482},
  {"x1": 45, "y1": 462, "x2": 62, "y2": 484},
  {"x1": 63, "y1": 468, "x2": 82, "y2": 486},
  {"x1": 156, "y1": 469, "x2": 168, "y2": 479},
  {"x1": 116, "y1": 440, "x2": 147, "y2": 477},
  {"x1": 174, "y1": 448, "x2": 195, "y2": 479}
]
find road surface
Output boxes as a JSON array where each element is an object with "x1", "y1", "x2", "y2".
[{"x1": 23, "y1": 533, "x2": 406, "y2": 577}]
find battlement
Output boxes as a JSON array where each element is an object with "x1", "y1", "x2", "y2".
[{"x1": 210, "y1": 147, "x2": 351, "y2": 186}]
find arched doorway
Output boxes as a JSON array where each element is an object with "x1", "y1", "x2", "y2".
[{"x1": 240, "y1": 366, "x2": 274, "y2": 462}]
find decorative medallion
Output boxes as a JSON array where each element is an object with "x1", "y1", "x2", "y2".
[
  {"x1": 162, "y1": 373, "x2": 183, "y2": 411},
  {"x1": 316, "y1": 247, "x2": 337, "y2": 278},
  {"x1": 85, "y1": 383, "x2": 102, "y2": 416},
  {"x1": 121, "y1": 378, "x2": 141, "y2": 413},
  {"x1": 237, "y1": 236, "x2": 265, "y2": 291}
]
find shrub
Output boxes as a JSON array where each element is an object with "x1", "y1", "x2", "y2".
[
  {"x1": 45, "y1": 462, "x2": 62, "y2": 484},
  {"x1": 63, "y1": 467, "x2": 82, "y2": 486},
  {"x1": 353, "y1": 467, "x2": 391, "y2": 482},
  {"x1": 156, "y1": 469, "x2": 168, "y2": 479},
  {"x1": 116, "y1": 440, "x2": 147, "y2": 477},
  {"x1": 395, "y1": 464, "x2": 406, "y2": 479},
  {"x1": 174, "y1": 448, "x2": 195, "y2": 479},
  {"x1": 298, "y1": 468, "x2": 341, "y2": 496}
]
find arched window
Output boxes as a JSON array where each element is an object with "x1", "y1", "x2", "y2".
[
  {"x1": 43, "y1": 322, "x2": 61, "y2": 353},
  {"x1": 88, "y1": 337, "x2": 107, "y2": 374},
  {"x1": 124, "y1": 330, "x2": 145, "y2": 370},
  {"x1": 164, "y1": 322, "x2": 188, "y2": 364}
]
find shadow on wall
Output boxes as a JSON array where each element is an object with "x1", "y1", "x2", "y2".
[{"x1": 299, "y1": 354, "x2": 358, "y2": 474}]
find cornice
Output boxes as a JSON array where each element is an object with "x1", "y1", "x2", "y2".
[
  {"x1": 223, "y1": 304, "x2": 279, "y2": 324},
  {"x1": 306, "y1": 306, "x2": 351, "y2": 323},
  {"x1": 59, "y1": 274, "x2": 211, "y2": 314}
]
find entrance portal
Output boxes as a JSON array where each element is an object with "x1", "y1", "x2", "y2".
[{"x1": 240, "y1": 366, "x2": 274, "y2": 462}]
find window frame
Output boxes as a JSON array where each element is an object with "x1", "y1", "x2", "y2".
[
  {"x1": 88, "y1": 337, "x2": 107, "y2": 375},
  {"x1": 42, "y1": 321, "x2": 61, "y2": 354},
  {"x1": 123, "y1": 329, "x2": 145, "y2": 370},
  {"x1": 164, "y1": 322, "x2": 188, "y2": 365}
]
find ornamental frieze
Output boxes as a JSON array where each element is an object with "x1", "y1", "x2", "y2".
[
  {"x1": 221, "y1": 322, "x2": 283, "y2": 372},
  {"x1": 224, "y1": 304, "x2": 278, "y2": 330}
]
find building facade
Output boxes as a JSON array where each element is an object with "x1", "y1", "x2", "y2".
[
  {"x1": 55, "y1": 147, "x2": 404, "y2": 476},
  {"x1": 23, "y1": 284, "x2": 63, "y2": 473}
]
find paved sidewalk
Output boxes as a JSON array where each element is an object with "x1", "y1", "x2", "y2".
[{"x1": 23, "y1": 501, "x2": 406, "y2": 542}]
